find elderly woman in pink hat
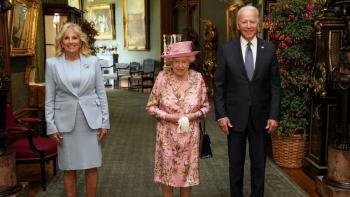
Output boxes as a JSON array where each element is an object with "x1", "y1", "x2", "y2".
[{"x1": 146, "y1": 41, "x2": 210, "y2": 197}]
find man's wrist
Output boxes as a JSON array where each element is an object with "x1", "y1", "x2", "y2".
[{"x1": 217, "y1": 117, "x2": 227, "y2": 122}]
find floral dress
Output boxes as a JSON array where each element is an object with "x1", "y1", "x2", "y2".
[{"x1": 145, "y1": 70, "x2": 210, "y2": 187}]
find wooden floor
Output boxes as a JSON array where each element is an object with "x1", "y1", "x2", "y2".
[
  {"x1": 282, "y1": 167, "x2": 320, "y2": 197},
  {"x1": 13, "y1": 159, "x2": 320, "y2": 197}
]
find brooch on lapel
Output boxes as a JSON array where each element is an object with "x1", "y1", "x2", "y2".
[
  {"x1": 83, "y1": 64, "x2": 90, "y2": 68},
  {"x1": 261, "y1": 46, "x2": 265, "y2": 49}
]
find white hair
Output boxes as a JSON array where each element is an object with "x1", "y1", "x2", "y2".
[
  {"x1": 167, "y1": 55, "x2": 196, "y2": 63},
  {"x1": 236, "y1": 5, "x2": 260, "y2": 23}
]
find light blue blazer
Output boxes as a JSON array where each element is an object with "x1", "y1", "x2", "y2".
[{"x1": 45, "y1": 54, "x2": 110, "y2": 135}]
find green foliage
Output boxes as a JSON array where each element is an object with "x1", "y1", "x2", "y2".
[{"x1": 264, "y1": 0, "x2": 322, "y2": 135}]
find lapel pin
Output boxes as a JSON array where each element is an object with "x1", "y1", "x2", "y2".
[
  {"x1": 83, "y1": 64, "x2": 90, "y2": 68},
  {"x1": 261, "y1": 46, "x2": 265, "y2": 48}
]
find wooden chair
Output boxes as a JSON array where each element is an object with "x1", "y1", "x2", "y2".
[
  {"x1": 128, "y1": 60, "x2": 156, "y2": 92},
  {"x1": 5, "y1": 104, "x2": 57, "y2": 191},
  {"x1": 128, "y1": 62, "x2": 142, "y2": 91},
  {"x1": 139, "y1": 59, "x2": 156, "y2": 92},
  {"x1": 115, "y1": 63, "x2": 130, "y2": 88}
]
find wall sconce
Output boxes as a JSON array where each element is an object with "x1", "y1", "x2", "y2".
[{"x1": 53, "y1": 13, "x2": 60, "y2": 32}]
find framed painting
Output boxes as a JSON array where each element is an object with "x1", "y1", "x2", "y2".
[
  {"x1": 264, "y1": 0, "x2": 277, "y2": 15},
  {"x1": 8, "y1": 0, "x2": 40, "y2": 57},
  {"x1": 226, "y1": 3, "x2": 240, "y2": 41},
  {"x1": 123, "y1": 0, "x2": 149, "y2": 50},
  {"x1": 68, "y1": 0, "x2": 82, "y2": 10},
  {"x1": 254, "y1": 0, "x2": 265, "y2": 38},
  {"x1": 87, "y1": 4, "x2": 115, "y2": 40}
]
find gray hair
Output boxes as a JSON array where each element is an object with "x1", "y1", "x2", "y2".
[{"x1": 236, "y1": 5, "x2": 260, "y2": 23}]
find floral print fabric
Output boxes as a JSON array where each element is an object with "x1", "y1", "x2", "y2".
[{"x1": 146, "y1": 70, "x2": 210, "y2": 187}]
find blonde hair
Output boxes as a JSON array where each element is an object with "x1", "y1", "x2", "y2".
[{"x1": 55, "y1": 23, "x2": 92, "y2": 56}]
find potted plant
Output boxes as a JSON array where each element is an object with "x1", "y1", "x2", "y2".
[
  {"x1": 264, "y1": 0, "x2": 322, "y2": 168},
  {"x1": 79, "y1": 20, "x2": 99, "y2": 55}
]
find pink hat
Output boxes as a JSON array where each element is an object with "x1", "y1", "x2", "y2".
[{"x1": 161, "y1": 41, "x2": 199, "y2": 58}]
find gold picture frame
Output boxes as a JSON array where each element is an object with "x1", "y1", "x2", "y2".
[
  {"x1": 87, "y1": 4, "x2": 116, "y2": 40},
  {"x1": 68, "y1": 0, "x2": 82, "y2": 10},
  {"x1": 123, "y1": 0, "x2": 149, "y2": 50},
  {"x1": 8, "y1": 0, "x2": 39, "y2": 57},
  {"x1": 226, "y1": 4, "x2": 240, "y2": 41},
  {"x1": 266, "y1": 2, "x2": 277, "y2": 41}
]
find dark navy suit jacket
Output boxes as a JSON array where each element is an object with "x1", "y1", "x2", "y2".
[{"x1": 214, "y1": 38, "x2": 281, "y2": 132}]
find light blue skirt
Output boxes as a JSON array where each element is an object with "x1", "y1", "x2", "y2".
[{"x1": 58, "y1": 105, "x2": 102, "y2": 170}]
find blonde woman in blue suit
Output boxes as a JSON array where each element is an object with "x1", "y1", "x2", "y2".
[{"x1": 45, "y1": 23, "x2": 110, "y2": 197}]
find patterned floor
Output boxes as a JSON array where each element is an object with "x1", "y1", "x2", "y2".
[{"x1": 38, "y1": 90, "x2": 308, "y2": 197}]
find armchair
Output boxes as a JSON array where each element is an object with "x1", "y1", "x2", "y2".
[
  {"x1": 5, "y1": 104, "x2": 57, "y2": 191},
  {"x1": 128, "y1": 60, "x2": 156, "y2": 92},
  {"x1": 140, "y1": 59, "x2": 156, "y2": 92},
  {"x1": 115, "y1": 63, "x2": 130, "y2": 88},
  {"x1": 128, "y1": 62, "x2": 142, "y2": 91}
]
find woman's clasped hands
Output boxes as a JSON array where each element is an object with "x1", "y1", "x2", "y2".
[{"x1": 164, "y1": 112, "x2": 201, "y2": 133}]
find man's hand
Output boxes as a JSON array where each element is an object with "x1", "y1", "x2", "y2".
[
  {"x1": 217, "y1": 117, "x2": 232, "y2": 135},
  {"x1": 265, "y1": 119, "x2": 278, "y2": 133}
]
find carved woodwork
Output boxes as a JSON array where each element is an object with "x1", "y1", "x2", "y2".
[
  {"x1": 0, "y1": 0, "x2": 11, "y2": 157},
  {"x1": 202, "y1": 19, "x2": 217, "y2": 96},
  {"x1": 321, "y1": 0, "x2": 350, "y2": 192},
  {"x1": 160, "y1": 0, "x2": 201, "y2": 56},
  {"x1": 0, "y1": 1, "x2": 11, "y2": 75},
  {"x1": 305, "y1": 96, "x2": 337, "y2": 176},
  {"x1": 0, "y1": 2, "x2": 23, "y2": 196},
  {"x1": 304, "y1": 8, "x2": 344, "y2": 177}
]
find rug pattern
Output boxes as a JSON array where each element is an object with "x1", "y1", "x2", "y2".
[{"x1": 38, "y1": 90, "x2": 308, "y2": 197}]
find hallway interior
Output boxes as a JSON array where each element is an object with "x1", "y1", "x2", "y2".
[{"x1": 17, "y1": 90, "x2": 318, "y2": 196}]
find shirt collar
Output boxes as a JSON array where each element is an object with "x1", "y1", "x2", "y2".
[{"x1": 240, "y1": 36, "x2": 257, "y2": 47}]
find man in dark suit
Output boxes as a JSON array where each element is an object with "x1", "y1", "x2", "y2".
[{"x1": 214, "y1": 5, "x2": 281, "y2": 197}]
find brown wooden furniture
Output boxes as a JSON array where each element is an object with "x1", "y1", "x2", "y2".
[
  {"x1": 128, "y1": 59, "x2": 156, "y2": 92},
  {"x1": 42, "y1": 3, "x2": 83, "y2": 59},
  {"x1": 6, "y1": 104, "x2": 57, "y2": 191},
  {"x1": 304, "y1": 8, "x2": 344, "y2": 178},
  {"x1": 160, "y1": 0, "x2": 201, "y2": 54},
  {"x1": 128, "y1": 62, "x2": 142, "y2": 91}
]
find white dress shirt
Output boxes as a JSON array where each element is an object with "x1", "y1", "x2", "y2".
[{"x1": 240, "y1": 36, "x2": 257, "y2": 68}]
